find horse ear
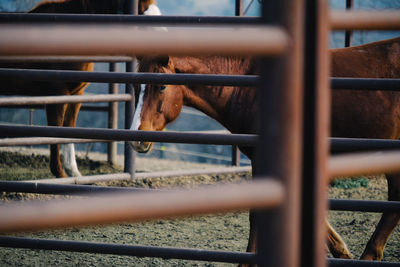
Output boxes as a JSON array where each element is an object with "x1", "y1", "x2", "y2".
[{"x1": 156, "y1": 55, "x2": 170, "y2": 67}]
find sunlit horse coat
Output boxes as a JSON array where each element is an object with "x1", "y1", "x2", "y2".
[{"x1": 131, "y1": 37, "x2": 400, "y2": 262}]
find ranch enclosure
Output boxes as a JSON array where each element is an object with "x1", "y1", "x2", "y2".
[
  {"x1": 0, "y1": 149, "x2": 399, "y2": 266},
  {"x1": 0, "y1": 0, "x2": 400, "y2": 267}
]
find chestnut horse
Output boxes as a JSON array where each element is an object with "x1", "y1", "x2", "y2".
[
  {"x1": 131, "y1": 37, "x2": 400, "y2": 262},
  {"x1": 0, "y1": 0, "x2": 160, "y2": 178}
]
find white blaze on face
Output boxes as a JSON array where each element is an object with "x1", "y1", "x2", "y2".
[
  {"x1": 130, "y1": 84, "x2": 146, "y2": 131},
  {"x1": 61, "y1": 143, "x2": 81, "y2": 177}
]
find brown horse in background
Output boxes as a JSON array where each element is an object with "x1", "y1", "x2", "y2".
[
  {"x1": 131, "y1": 37, "x2": 400, "y2": 262},
  {"x1": 0, "y1": 0, "x2": 158, "y2": 177}
]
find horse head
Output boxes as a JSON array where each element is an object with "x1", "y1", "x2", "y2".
[{"x1": 131, "y1": 55, "x2": 184, "y2": 153}]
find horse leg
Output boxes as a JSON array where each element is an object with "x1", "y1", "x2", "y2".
[
  {"x1": 326, "y1": 219, "x2": 353, "y2": 258},
  {"x1": 361, "y1": 175, "x2": 400, "y2": 260},
  {"x1": 46, "y1": 103, "x2": 67, "y2": 178},
  {"x1": 238, "y1": 211, "x2": 256, "y2": 267},
  {"x1": 61, "y1": 102, "x2": 82, "y2": 177}
]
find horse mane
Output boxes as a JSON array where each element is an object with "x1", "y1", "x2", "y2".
[{"x1": 139, "y1": 55, "x2": 257, "y2": 76}]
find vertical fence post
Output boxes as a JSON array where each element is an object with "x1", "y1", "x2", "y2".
[
  {"x1": 231, "y1": 0, "x2": 243, "y2": 167},
  {"x1": 300, "y1": 0, "x2": 330, "y2": 267},
  {"x1": 344, "y1": 0, "x2": 353, "y2": 47},
  {"x1": 108, "y1": 63, "x2": 118, "y2": 166},
  {"x1": 235, "y1": 0, "x2": 243, "y2": 16},
  {"x1": 124, "y1": 0, "x2": 138, "y2": 179},
  {"x1": 255, "y1": 0, "x2": 304, "y2": 266}
]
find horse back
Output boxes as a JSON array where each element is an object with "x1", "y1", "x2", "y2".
[{"x1": 331, "y1": 37, "x2": 400, "y2": 139}]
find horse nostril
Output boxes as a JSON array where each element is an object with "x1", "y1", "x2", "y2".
[{"x1": 131, "y1": 141, "x2": 153, "y2": 153}]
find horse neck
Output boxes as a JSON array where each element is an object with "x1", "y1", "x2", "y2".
[{"x1": 173, "y1": 56, "x2": 258, "y2": 134}]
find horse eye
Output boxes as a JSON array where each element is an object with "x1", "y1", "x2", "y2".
[{"x1": 159, "y1": 85, "x2": 167, "y2": 91}]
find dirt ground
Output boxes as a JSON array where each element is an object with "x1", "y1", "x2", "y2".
[{"x1": 0, "y1": 149, "x2": 399, "y2": 266}]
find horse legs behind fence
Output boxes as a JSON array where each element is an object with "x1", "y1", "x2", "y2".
[
  {"x1": 61, "y1": 101, "x2": 83, "y2": 177},
  {"x1": 361, "y1": 175, "x2": 400, "y2": 260},
  {"x1": 327, "y1": 220, "x2": 353, "y2": 259},
  {"x1": 46, "y1": 103, "x2": 68, "y2": 178}
]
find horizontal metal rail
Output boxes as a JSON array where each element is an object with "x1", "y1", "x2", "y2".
[
  {"x1": 0, "y1": 236, "x2": 257, "y2": 264},
  {"x1": 1, "y1": 12, "x2": 399, "y2": 31},
  {"x1": 20, "y1": 167, "x2": 251, "y2": 185},
  {"x1": 27, "y1": 173, "x2": 131, "y2": 185},
  {"x1": 1, "y1": 181, "x2": 399, "y2": 213},
  {"x1": 0, "y1": 125, "x2": 399, "y2": 152},
  {"x1": 330, "y1": 10, "x2": 400, "y2": 30},
  {"x1": 329, "y1": 150, "x2": 400, "y2": 178},
  {"x1": 0, "y1": 14, "x2": 261, "y2": 25},
  {"x1": 0, "y1": 237, "x2": 398, "y2": 266},
  {"x1": 1, "y1": 104, "x2": 109, "y2": 112},
  {"x1": 0, "y1": 55, "x2": 134, "y2": 63},
  {"x1": 0, "y1": 181, "x2": 154, "y2": 195},
  {"x1": 0, "y1": 137, "x2": 108, "y2": 146},
  {"x1": 329, "y1": 199, "x2": 400, "y2": 213},
  {"x1": 331, "y1": 78, "x2": 400, "y2": 91},
  {"x1": 0, "y1": 68, "x2": 258, "y2": 87},
  {"x1": 0, "y1": 125, "x2": 258, "y2": 146},
  {"x1": 330, "y1": 138, "x2": 400, "y2": 153},
  {"x1": 0, "y1": 179, "x2": 283, "y2": 233},
  {"x1": 0, "y1": 94, "x2": 131, "y2": 106},
  {"x1": 0, "y1": 25, "x2": 288, "y2": 56},
  {"x1": 1, "y1": 125, "x2": 399, "y2": 151},
  {"x1": 1, "y1": 69, "x2": 399, "y2": 91},
  {"x1": 328, "y1": 258, "x2": 399, "y2": 266}
]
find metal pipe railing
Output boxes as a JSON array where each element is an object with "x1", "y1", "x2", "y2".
[
  {"x1": 0, "y1": 14, "x2": 261, "y2": 25},
  {"x1": 0, "y1": 55, "x2": 133, "y2": 63},
  {"x1": 0, "y1": 179, "x2": 283, "y2": 233},
  {"x1": 329, "y1": 199, "x2": 400, "y2": 213},
  {"x1": 0, "y1": 137, "x2": 106, "y2": 146},
  {"x1": 2, "y1": 181, "x2": 399, "y2": 214},
  {"x1": 328, "y1": 258, "x2": 400, "y2": 267},
  {"x1": 330, "y1": 138, "x2": 400, "y2": 153},
  {"x1": 19, "y1": 167, "x2": 251, "y2": 185},
  {"x1": 0, "y1": 25, "x2": 288, "y2": 56},
  {"x1": 0, "y1": 236, "x2": 257, "y2": 264},
  {"x1": 1, "y1": 126, "x2": 399, "y2": 152},
  {"x1": 0, "y1": 68, "x2": 258, "y2": 86},
  {"x1": 0, "y1": 124, "x2": 258, "y2": 146},
  {"x1": 0, "y1": 94, "x2": 131, "y2": 106},
  {"x1": 330, "y1": 10, "x2": 400, "y2": 30},
  {"x1": 329, "y1": 150, "x2": 400, "y2": 178},
  {"x1": 1, "y1": 68, "x2": 399, "y2": 90}
]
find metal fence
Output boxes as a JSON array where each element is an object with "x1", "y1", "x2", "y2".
[{"x1": 0, "y1": 0, "x2": 399, "y2": 266}]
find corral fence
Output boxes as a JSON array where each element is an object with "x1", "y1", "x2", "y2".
[{"x1": 0, "y1": 0, "x2": 399, "y2": 266}]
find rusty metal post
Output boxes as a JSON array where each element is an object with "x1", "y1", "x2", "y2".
[
  {"x1": 300, "y1": 0, "x2": 330, "y2": 267},
  {"x1": 108, "y1": 63, "x2": 118, "y2": 166},
  {"x1": 235, "y1": 0, "x2": 243, "y2": 16},
  {"x1": 231, "y1": 0, "x2": 243, "y2": 167},
  {"x1": 255, "y1": 0, "x2": 304, "y2": 266},
  {"x1": 124, "y1": 0, "x2": 138, "y2": 179},
  {"x1": 344, "y1": 0, "x2": 353, "y2": 47},
  {"x1": 231, "y1": 147, "x2": 241, "y2": 166}
]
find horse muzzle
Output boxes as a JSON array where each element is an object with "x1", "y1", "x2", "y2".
[{"x1": 131, "y1": 141, "x2": 153, "y2": 153}]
